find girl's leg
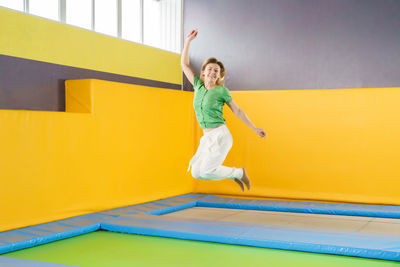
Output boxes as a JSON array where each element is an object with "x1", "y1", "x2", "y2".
[
  {"x1": 188, "y1": 131, "x2": 209, "y2": 178},
  {"x1": 197, "y1": 126, "x2": 243, "y2": 181}
]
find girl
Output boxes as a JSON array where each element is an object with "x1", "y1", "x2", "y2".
[{"x1": 182, "y1": 29, "x2": 266, "y2": 191}]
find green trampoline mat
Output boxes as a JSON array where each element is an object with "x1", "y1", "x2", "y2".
[{"x1": 3, "y1": 231, "x2": 399, "y2": 267}]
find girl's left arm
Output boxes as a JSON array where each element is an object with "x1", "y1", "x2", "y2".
[{"x1": 226, "y1": 100, "x2": 266, "y2": 138}]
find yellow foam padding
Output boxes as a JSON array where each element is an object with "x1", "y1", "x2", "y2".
[
  {"x1": 0, "y1": 79, "x2": 194, "y2": 232},
  {"x1": 0, "y1": 8, "x2": 181, "y2": 85},
  {"x1": 194, "y1": 88, "x2": 400, "y2": 205}
]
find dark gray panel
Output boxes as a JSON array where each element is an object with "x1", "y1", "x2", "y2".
[
  {"x1": 183, "y1": 0, "x2": 400, "y2": 91},
  {"x1": 0, "y1": 54, "x2": 181, "y2": 111}
]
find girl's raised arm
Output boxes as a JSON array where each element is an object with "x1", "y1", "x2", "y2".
[{"x1": 181, "y1": 29, "x2": 198, "y2": 85}]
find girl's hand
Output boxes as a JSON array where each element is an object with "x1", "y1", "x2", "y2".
[
  {"x1": 255, "y1": 128, "x2": 266, "y2": 138},
  {"x1": 186, "y1": 29, "x2": 198, "y2": 42}
]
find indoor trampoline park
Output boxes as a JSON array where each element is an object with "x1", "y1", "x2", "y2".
[{"x1": 1, "y1": 1, "x2": 400, "y2": 267}]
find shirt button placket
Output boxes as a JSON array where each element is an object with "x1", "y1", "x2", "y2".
[{"x1": 201, "y1": 90, "x2": 207, "y2": 128}]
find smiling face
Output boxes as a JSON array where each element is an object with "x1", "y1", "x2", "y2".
[
  {"x1": 202, "y1": 63, "x2": 221, "y2": 85},
  {"x1": 200, "y1": 57, "x2": 226, "y2": 86}
]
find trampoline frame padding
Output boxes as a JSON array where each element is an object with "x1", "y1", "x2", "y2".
[{"x1": 1, "y1": 194, "x2": 400, "y2": 261}]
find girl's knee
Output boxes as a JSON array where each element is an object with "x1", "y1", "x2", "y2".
[
  {"x1": 199, "y1": 168, "x2": 217, "y2": 180},
  {"x1": 191, "y1": 166, "x2": 216, "y2": 180},
  {"x1": 191, "y1": 166, "x2": 201, "y2": 179}
]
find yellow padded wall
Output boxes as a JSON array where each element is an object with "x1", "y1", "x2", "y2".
[
  {"x1": 194, "y1": 88, "x2": 400, "y2": 205},
  {"x1": 0, "y1": 8, "x2": 181, "y2": 84},
  {"x1": 0, "y1": 79, "x2": 194, "y2": 232}
]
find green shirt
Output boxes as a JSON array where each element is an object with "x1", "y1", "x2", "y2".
[{"x1": 193, "y1": 76, "x2": 233, "y2": 129}]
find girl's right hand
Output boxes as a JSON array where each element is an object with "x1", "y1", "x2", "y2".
[
  {"x1": 186, "y1": 29, "x2": 198, "y2": 42},
  {"x1": 255, "y1": 128, "x2": 267, "y2": 138}
]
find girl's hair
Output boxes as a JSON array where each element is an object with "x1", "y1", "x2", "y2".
[{"x1": 200, "y1": 57, "x2": 226, "y2": 85}]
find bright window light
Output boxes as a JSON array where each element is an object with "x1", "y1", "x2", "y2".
[
  {"x1": 0, "y1": 0, "x2": 23, "y2": 11},
  {"x1": 95, "y1": 0, "x2": 118, "y2": 37},
  {"x1": 121, "y1": 0, "x2": 141, "y2": 43},
  {"x1": 66, "y1": 0, "x2": 92, "y2": 30},
  {"x1": 29, "y1": 0, "x2": 59, "y2": 21},
  {"x1": 160, "y1": 0, "x2": 181, "y2": 53},
  {"x1": 1, "y1": 0, "x2": 182, "y2": 53},
  {"x1": 143, "y1": 0, "x2": 161, "y2": 48}
]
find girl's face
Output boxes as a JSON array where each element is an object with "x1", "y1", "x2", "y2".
[{"x1": 203, "y1": 63, "x2": 221, "y2": 84}]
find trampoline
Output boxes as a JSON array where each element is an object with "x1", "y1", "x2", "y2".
[{"x1": 1, "y1": 194, "x2": 400, "y2": 266}]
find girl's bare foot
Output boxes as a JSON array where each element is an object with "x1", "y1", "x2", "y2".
[
  {"x1": 234, "y1": 178, "x2": 244, "y2": 192},
  {"x1": 241, "y1": 168, "x2": 251, "y2": 190}
]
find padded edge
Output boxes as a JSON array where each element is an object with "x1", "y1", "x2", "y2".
[
  {"x1": 0, "y1": 214, "x2": 106, "y2": 254},
  {"x1": 199, "y1": 195, "x2": 400, "y2": 218},
  {"x1": 0, "y1": 256, "x2": 77, "y2": 267},
  {"x1": 100, "y1": 193, "x2": 206, "y2": 216}
]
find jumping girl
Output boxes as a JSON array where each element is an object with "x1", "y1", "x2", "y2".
[{"x1": 182, "y1": 29, "x2": 266, "y2": 191}]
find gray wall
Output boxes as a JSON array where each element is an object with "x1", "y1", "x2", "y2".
[
  {"x1": 183, "y1": 0, "x2": 400, "y2": 91},
  {"x1": 0, "y1": 55, "x2": 180, "y2": 111}
]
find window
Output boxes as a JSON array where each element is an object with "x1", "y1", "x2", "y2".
[
  {"x1": 29, "y1": 0, "x2": 59, "y2": 21},
  {"x1": 121, "y1": 0, "x2": 141, "y2": 43},
  {"x1": 0, "y1": 0, "x2": 23, "y2": 11},
  {"x1": 144, "y1": 0, "x2": 161, "y2": 48},
  {"x1": 144, "y1": 0, "x2": 181, "y2": 53},
  {"x1": 66, "y1": 0, "x2": 92, "y2": 30},
  {"x1": 160, "y1": 0, "x2": 181, "y2": 53},
  {"x1": 94, "y1": 0, "x2": 118, "y2": 37},
  {"x1": 0, "y1": 0, "x2": 182, "y2": 53}
]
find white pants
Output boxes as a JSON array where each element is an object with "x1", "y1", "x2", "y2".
[{"x1": 187, "y1": 125, "x2": 243, "y2": 180}]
